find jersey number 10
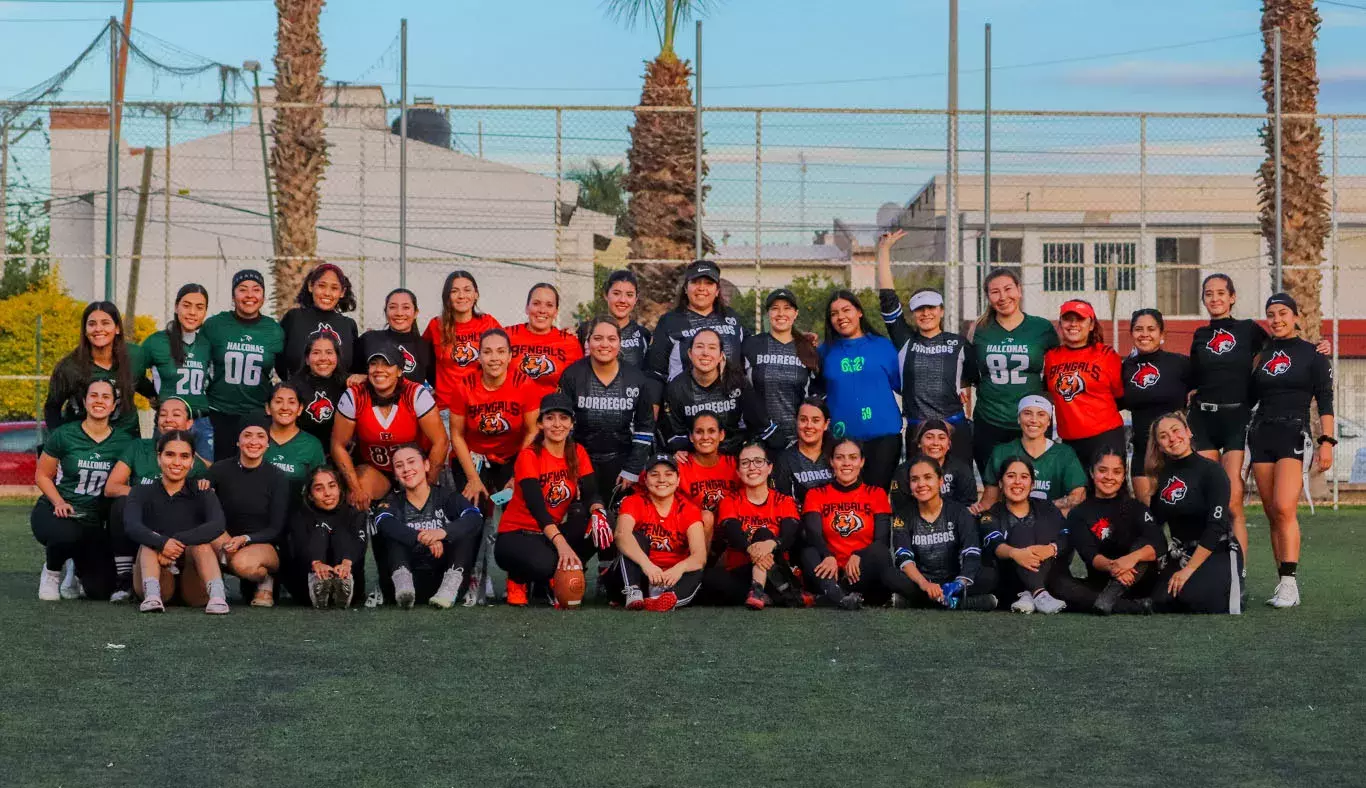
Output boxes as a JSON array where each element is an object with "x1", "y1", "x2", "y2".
[{"x1": 985, "y1": 353, "x2": 1029, "y2": 385}]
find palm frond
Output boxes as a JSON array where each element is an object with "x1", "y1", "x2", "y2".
[{"x1": 603, "y1": 0, "x2": 716, "y2": 42}]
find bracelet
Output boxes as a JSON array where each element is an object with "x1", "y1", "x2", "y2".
[{"x1": 1317, "y1": 435, "x2": 1338, "y2": 446}]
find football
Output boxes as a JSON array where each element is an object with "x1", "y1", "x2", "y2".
[{"x1": 552, "y1": 568, "x2": 586, "y2": 609}]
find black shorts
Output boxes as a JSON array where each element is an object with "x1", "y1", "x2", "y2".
[
  {"x1": 1189, "y1": 404, "x2": 1250, "y2": 454},
  {"x1": 1247, "y1": 420, "x2": 1309, "y2": 465},
  {"x1": 1065, "y1": 426, "x2": 1127, "y2": 469}
]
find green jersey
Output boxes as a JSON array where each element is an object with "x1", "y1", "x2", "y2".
[
  {"x1": 266, "y1": 430, "x2": 326, "y2": 497},
  {"x1": 140, "y1": 329, "x2": 211, "y2": 415},
  {"x1": 971, "y1": 314, "x2": 1059, "y2": 429},
  {"x1": 203, "y1": 311, "x2": 285, "y2": 415},
  {"x1": 119, "y1": 438, "x2": 208, "y2": 486},
  {"x1": 42, "y1": 422, "x2": 135, "y2": 523},
  {"x1": 983, "y1": 438, "x2": 1086, "y2": 502}
]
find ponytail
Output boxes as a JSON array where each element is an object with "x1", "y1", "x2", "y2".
[{"x1": 168, "y1": 283, "x2": 210, "y2": 366}]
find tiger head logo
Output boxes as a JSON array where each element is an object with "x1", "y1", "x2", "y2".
[
  {"x1": 477, "y1": 411, "x2": 510, "y2": 435},
  {"x1": 305, "y1": 391, "x2": 334, "y2": 422},
  {"x1": 831, "y1": 511, "x2": 865, "y2": 538},
  {"x1": 399, "y1": 345, "x2": 417, "y2": 375},
  {"x1": 545, "y1": 479, "x2": 573, "y2": 507},
  {"x1": 1130, "y1": 362, "x2": 1160, "y2": 390},
  {"x1": 452, "y1": 342, "x2": 478, "y2": 367},
  {"x1": 1055, "y1": 371, "x2": 1086, "y2": 403},
  {"x1": 520, "y1": 354, "x2": 554, "y2": 379},
  {"x1": 650, "y1": 532, "x2": 673, "y2": 553},
  {"x1": 1262, "y1": 350, "x2": 1292, "y2": 377},
  {"x1": 703, "y1": 488, "x2": 726, "y2": 511},
  {"x1": 1207, "y1": 328, "x2": 1237, "y2": 355},
  {"x1": 1159, "y1": 476, "x2": 1188, "y2": 505}
]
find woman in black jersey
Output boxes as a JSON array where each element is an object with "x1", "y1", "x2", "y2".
[
  {"x1": 1120, "y1": 309, "x2": 1191, "y2": 505},
  {"x1": 577, "y1": 270, "x2": 652, "y2": 372},
  {"x1": 876, "y1": 229, "x2": 975, "y2": 462},
  {"x1": 289, "y1": 332, "x2": 347, "y2": 447},
  {"x1": 1250, "y1": 294, "x2": 1334, "y2": 609},
  {"x1": 891, "y1": 419, "x2": 976, "y2": 507},
  {"x1": 886, "y1": 456, "x2": 995, "y2": 611},
  {"x1": 353, "y1": 288, "x2": 433, "y2": 387},
  {"x1": 662, "y1": 327, "x2": 779, "y2": 456},
  {"x1": 772, "y1": 398, "x2": 834, "y2": 505},
  {"x1": 46, "y1": 301, "x2": 144, "y2": 438},
  {"x1": 1146, "y1": 412, "x2": 1242, "y2": 614},
  {"x1": 742, "y1": 288, "x2": 820, "y2": 447},
  {"x1": 277, "y1": 263, "x2": 359, "y2": 380},
  {"x1": 295, "y1": 466, "x2": 368, "y2": 609},
  {"x1": 979, "y1": 457, "x2": 1068, "y2": 614},
  {"x1": 207, "y1": 416, "x2": 290, "y2": 607},
  {"x1": 1050, "y1": 449, "x2": 1162, "y2": 615},
  {"x1": 645, "y1": 260, "x2": 747, "y2": 382}
]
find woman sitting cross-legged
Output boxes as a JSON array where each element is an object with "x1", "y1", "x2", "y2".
[
  {"x1": 123, "y1": 430, "x2": 229, "y2": 613},
  {"x1": 612, "y1": 454, "x2": 709, "y2": 612},
  {"x1": 295, "y1": 465, "x2": 369, "y2": 609},
  {"x1": 799, "y1": 437, "x2": 896, "y2": 611},
  {"x1": 979, "y1": 456, "x2": 1068, "y2": 614},
  {"x1": 886, "y1": 455, "x2": 996, "y2": 611}
]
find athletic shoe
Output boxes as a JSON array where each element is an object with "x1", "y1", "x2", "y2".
[
  {"x1": 462, "y1": 567, "x2": 484, "y2": 607},
  {"x1": 1011, "y1": 591, "x2": 1035, "y2": 614},
  {"x1": 38, "y1": 565, "x2": 62, "y2": 601},
  {"x1": 961, "y1": 593, "x2": 998, "y2": 612},
  {"x1": 1093, "y1": 579, "x2": 1126, "y2": 616},
  {"x1": 430, "y1": 567, "x2": 464, "y2": 609},
  {"x1": 505, "y1": 579, "x2": 529, "y2": 607},
  {"x1": 250, "y1": 588, "x2": 275, "y2": 608},
  {"x1": 745, "y1": 584, "x2": 771, "y2": 611},
  {"x1": 59, "y1": 560, "x2": 82, "y2": 599},
  {"x1": 332, "y1": 577, "x2": 355, "y2": 609},
  {"x1": 838, "y1": 591, "x2": 863, "y2": 611},
  {"x1": 1267, "y1": 576, "x2": 1300, "y2": 608},
  {"x1": 644, "y1": 591, "x2": 678, "y2": 612},
  {"x1": 1032, "y1": 590, "x2": 1066, "y2": 615},
  {"x1": 308, "y1": 573, "x2": 331, "y2": 609},
  {"x1": 623, "y1": 585, "x2": 645, "y2": 611},
  {"x1": 109, "y1": 589, "x2": 132, "y2": 604},
  {"x1": 819, "y1": 580, "x2": 847, "y2": 608},
  {"x1": 795, "y1": 591, "x2": 816, "y2": 608},
  {"x1": 393, "y1": 567, "x2": 416, "y2": 610},
  {"x1": 1114, "y1": 597, "x2": 1153, "y2": 615},
  {"x1": 205, "y1": 597, "x2": 230, "y2": 615},
  {"x1": 139, "y1": 595, "x2": 165, "y2": 613},
  {"x1": 364, "y1": 589, "x2": 385, "y2": 609},
  {"x1": 891, "y1": 592, "x2": 911, "y2": 609}
]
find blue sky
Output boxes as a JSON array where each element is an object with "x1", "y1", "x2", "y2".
[{"x1": 3, "y1": 0, "x2": 1366, "y2": 112}]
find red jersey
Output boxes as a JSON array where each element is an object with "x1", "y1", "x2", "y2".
[
  {"x1": 506, "y1": 323, "x2": 583, "y2": 393},
  {"x1": 424, "y1": 313, "x2": 502, "y2": 410},
  {"x1": 802, "y1": 482, "x2": 891, "y2": 568},
  {"x1": 1043, "y1": 343, "x2": 1125, "y2": 441},
  {"x1": 498, "y1": 443, "x2": 594, "y2": 534},
  {"x1": 619, "y1": 493, "x2": 704, "y2": 569},
  {"x1": 338, "y1": 379, "x2": 436, "y2": 473},
  {"x1": 450, "y1": 375, "x2": 538, "y2": 464},
  {"x1": 718, "y1": 489, "x2": 800, "y2": 570},
  {"x1": 677, "y1": 455, "x2": 740, "y2": 514}
]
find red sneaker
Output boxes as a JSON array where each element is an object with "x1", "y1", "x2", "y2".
[
  {"x1": 506, "y1": 579, "x2": 529, "y2": 607},
  {"x1": 643, "y1": 591, "x2": 677, "y2": 612}
]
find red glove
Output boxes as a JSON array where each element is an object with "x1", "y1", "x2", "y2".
[{"x1": 589, "y1": 508, "x2": 614, "y2": 550}]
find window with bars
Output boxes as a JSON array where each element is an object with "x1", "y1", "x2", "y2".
[
  {"x1": 1042, "y1": 242, "x2": 1085, "y2": 292},
  {"x1": 1094, "y1": 242, "x2": 1137, "y2": 291},
  {"x1": 1157, "y1": 237, "x2": 1201, "y2": 315}
]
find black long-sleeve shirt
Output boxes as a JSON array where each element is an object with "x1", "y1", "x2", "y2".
[
  {"x1": 879, "y1": 289, "x2": 975, "y2": 423},
  {"x1": 890, "y1": 499, "x2": 982, "y2": 584},
  {"x1": 123, "y1": 482, "x2": 225, "y2": 550},
  {"x1": 771, "y1": 446, "x2": 833, "y2": 505},
  {"x1": 890, "y1": 459, "x2": 977, "y2": 508},
  {"x1": 742, "y1": 333, "x2": 818, "y2": 447},
  {"x1": 1065, "y1": 495, "x2": 1166, "y2": 581},
  {"x1": 1150, "y1": 452, "x2": 1231, "y2": 554},
  {"x1": 1120, "y1": 349, "x2": 1192, "y2": 444},
  {"x1": 518, "y1": 472, "x2": 601, "y2": 529},
  {"x1": 374, "y1": 484, "x2": 484, "y2": 547},
  {"x1": 645, "y1": 306, "x2": 747, "y2": 383},
  {"x1": 662, "y1": 372, "x2": 778, "y2": 455},
  {"x1": 207, "y1": 460, "x2": 290, "y2": 544},
  {"x1": 287, "y1": 370, "x2": 347, "y2": 447},
  {"x1": 293, "y1": 500, "x2": 368, "y2": 566},
  {"x1": 353, "y1": 326, "x2": 435, "y2": 386},
  {"x1": 980, "y1": 498, "x2": 1066, "y2": 553},
  {"x1": 557, "y1": 358, "x2": 656, "y2": 481},
  {"x1": 1189, "y1": 317, "x2": 1268, "y2": 405},
  {"x1": 277, "y1": 305, "x2": 360, "y2": 381},
  {"x1": 1251, "y1": 337, "x2": 1334, "y2": 423}
]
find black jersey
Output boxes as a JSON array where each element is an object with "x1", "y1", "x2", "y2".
[
  {"x1": 1121, "y1": 349, "x2": 1192, "y2": 439},
  {"x1": 889, "y1": 459, "x2": 976, "y2": 509},
  {"x1": 354, "y1": 327, "x2": 434, "y2": 385},
  {"x1": 662, "y1": 372, "x2": 777, "y2": 455},
  {"x1": 206, "y1": 460, "x2": 289, "y2": 544},
  {"x1": 1251, "y1": 337, "x2": 1333, "y2": 423},
  {"x1": 557, "y1": 358, "x2": 656, "y2": 480},
  {"x1": 890, "y1": 500, "x2": 982, "y2": 584},
  {"x1": 980, "y1": 498, "x2": 1065, "y2": 552},
  {"x1": 645, "y1": 306, "x2": 747, "y2": 383},
  {"x1": 742, "y1": 333, "x2": 816, "y2": 447},
  {"x1": 374, "y1": 484, "x2": 483, "y2": 548},
  {"x1": 288, "y1": 371, "x2": 347, "y2": 447},
  {"x1": 1150, "y1": 452, "x2": 1230, "y2": 554},
  {"x1": 293, "y1": 500, "x2": 368, "y2": 566},
  {"x1": 880, "y1": 289, "x2": 975, "y2": 421},
  {"x1": 771, "y1": 446, "x2": 833, "y2": 505},
  {"x1": 577, "y1": 319, "x2": 651, "y2": 370},
  {"x1": 1189, "y1": 317, "x2": 1268, "y2": 405},
  {"x1": 1065, "y1": 495, "x2": 1165, "y2": 580},
  {"x1": 277, "y1": 305, "x2": 360, "y2": 382}
]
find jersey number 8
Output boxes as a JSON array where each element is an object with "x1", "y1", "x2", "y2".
[
  {"x1": 985, "y1": 352, "x2": 1030, "y2": 385},
  {"x1": 369, "y1": 445, "x2": 392, "y2": 468}
]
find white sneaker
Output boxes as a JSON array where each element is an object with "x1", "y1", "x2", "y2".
[
  {"x1": 59, "y1": 559, "x2": 82, "y2": 599},
  {"x1": 38, "y1": 565, "x2": 62, "y2": 601},
  {"x1": 623, "y1": 585, "x2": 645, "y2": 611},
  {"x1": 1032, "y1": 590, "x2": 1067, "y2": 615},
  {"x1": 1010, "y1": 591, "x2": 1035, "y2": 614},
  {"x1": 429, "y1": 567, "x2": 464, "y2": 609},
  {"x1": 1267, "y1": 577, "x2": 1300, "y2": 608},
  {"x1": 109, "y1": 589, "x2": 132, "y2": 604},
  {"x1": 393, "y1": 567, "x2": 416, "y2": 610},
  {"x1": 205, "y1": 597, "x2": 230, "y2": 615},
  {"x1": 364, "y1": 589, "x2": 385, "y2": 609}
]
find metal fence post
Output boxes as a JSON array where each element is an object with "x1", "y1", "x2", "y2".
[
  {"x1": 983, "y1": 22, "x2": 991, "y2": 265},
  {"x1": 1139, "y1": 114, "x2": 1149, "y2": 308},
  {"x1": 754, "y1": 110, "x2": 762, "y2": 331},
  {"x1": 105, "y1": 18, "x2": 119, "y2": 301},
  {"x1": 554, "y1": 107, "x2": 563, "y2": 294},
  {"x1": 694, "y1": 20, "x2": 704, "y2": 260},
  {"x1": 1273, "y1": 27, "x2": 1283, "y2": 291},
  {"x1": 34, "y1": 315, "x2": 43, "y2": 428},
  {"x1": 399, "y1": 18, "x2": 408, "y2": 289},
  {"x1": 163, "y1": 108, "x2": 172, "y2": 319},
  {"x1": 1331, "y1": 115, "x2": 1340, "y2": 508},
  {"x1": 946, "y1": 0, "x2": 959, "y2": 316}
]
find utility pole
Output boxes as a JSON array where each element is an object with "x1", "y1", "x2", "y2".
[
  {"x1": 983, "y1": 22, "x2": 992, "y2": 271},
  {"x1": 105, "y1": 17, "x2": 120, "y2": 301},
  {"x1": 112, "y1": 0, "x2": 134, "y2": 148},
  {"x1": 244, "y1": 61, "x2": 278, "y2": 256},
  {"x1": 694, "y1": 20, "x2": 704, "y2": 260},
  {"x1": 126, "y1": 146, "x2": 154, "y2": 318},
  {"x1": 399, "y1": 18, "x2": 408, "y2": 287},
  {"x1": 1273, "y1": 26, "x2": 1283, "y2": 292},
  {"x1": 946, "y1": 0, "x2": 960, "y2": 313}
]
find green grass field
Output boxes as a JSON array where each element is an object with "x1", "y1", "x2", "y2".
[{"x1": 0, "y1": 501, "x2": 1362, "y2": 787}]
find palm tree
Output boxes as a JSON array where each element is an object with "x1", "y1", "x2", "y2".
[
  {"x1": 270, "y1": 0, "x2": 329, "y2": 316},
  {"x1": 1258, "y1": 0, "x2": 1329, "y2": 340},
  {"x1": 567, "y1": 158, "x2": 628, "y2": 235},
  {"x1": 606, "y1": 0, "x2": 716, "y2": 326}
]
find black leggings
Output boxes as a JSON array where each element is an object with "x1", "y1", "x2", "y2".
[
  {"x1": 1150, "y1": 547, "x2": 1244, "y2": 614},
  {"x1": 608, "y1": 531, "x2": 703, "y2": 607},
  {"x1": 1048, "y1": 564, "x2": 1158, "y2": 613},
  {"x1": 380, "y1": 525, "x2": 481, "y2": 604},
  {"x1": 798, "y1": 542, "x2": 895, "y2": 605},
  {"x1": 884, "y1": 564, "x2": 999, "y2": 607},
  {"x1": 31, "y1": 498, "x2": 115, "y2": 600},
  {"x1": 973, "y1": 420, "x2": 1023, "y2": 479},
  {"x1": 1065, "y1": 426, "x2": 1128, "y2": 470},
  {"x1": 858, "y1": 434, "x2": 902, "y2": 491},
  {"x1": 493, "y1": 506, "x2": 597, "y2": 586}
]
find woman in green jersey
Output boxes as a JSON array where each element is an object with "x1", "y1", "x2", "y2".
[
  {"x1": 975, "y1": 395, "x2": 1086, "y2": 515},
  {"x1": 967, "y1": 268, "x2": 1059, "y2": 476},
  {"x1": 263, "y1": 381, "x2": 327, "y2": 500},
  {"x1": 31, "y1": 379, "x2": 135, "y2": 601},
  {"x1": 140, "y1": 283, "x2": 212, "y2": 457},
  {"x1": 204, "y1": 269, "x2": 285, "y2": 461},
  {"x1": 45, "y1": 301, "x2": 144, "y2": 439}
]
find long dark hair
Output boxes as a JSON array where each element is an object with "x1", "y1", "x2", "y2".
[
  {"x1": 822, "y1": 290, "x2": 879, "y2": 344},
  {"x1": 296, "y1": 263, "x2": 357, "y2": 313},
  {"x1": 296, "y1": 331, "x2": 347, "y2": 387},
  {"x1": 532, "y1": 412, "x2": 580, "y2": 482},
  {"x1": 1063, "y1": 299, "x2": 1105, "y2": 346},
  {"x1": 1086, "y1": 446, "x2": 1132, "y2": 500},
  {"x1": 1130, "y1": 307, "x2": 1165, "y2": 334},
  {"x1": 1201, "y1": 273, "x2": 1236, "y2": 296},
  {"x1": 690, "y1": 327, "x2": 747, "y2": 392},
  {"x1": 585, "y1": 316, "x2": 621, "y2": 364},
  {"x1": 385, "y1": 288, "x2": 419, "y2": 332},
  {"x1": 440, "y1": 270, "x2": 483, "y2": 348},
  {"x1": 796, "y1": 396, "x2": 833, "y2": 455},
  {"x1": 305, "y1": 465, "x2": 349, "y2": 511},
  {"x1": 768, "y1": 296, "x2": 820, "y2": 373},
  {"x1": 674, "y1": 270, "x2": 727, "y2": 314},
  {"x1": 53, "y1": 302, "x2": 135, "y2": 419},
  {"x1": 167, "y1": 283, "x2": 209, "y2": 366},
  {"x1": 527, "y1": 282, "x2": 561, "y2": 307},
  {"x1": 156, "y1": 428, "x2": 196, "y2": 455}
]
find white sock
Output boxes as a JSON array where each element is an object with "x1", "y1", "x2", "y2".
[{"x1": 257, "y1": 574, "x2": 274, "y2": 593}]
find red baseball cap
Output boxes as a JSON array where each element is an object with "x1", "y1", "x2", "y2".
[{"x1": 1059, "y1": 300, "x2": 1096, "y2": 320}]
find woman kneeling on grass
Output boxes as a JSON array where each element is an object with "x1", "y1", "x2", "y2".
[
  {"x1": 980, "y1": 457, "x2": 1068, "y2": 614},
  {"x1": 613, "y1": 454, "x2": 709, "y2": 612},
  {"x1": 799, "y1": 438, "x2": 896, "y2": 610},
  {"x1": 296, "y1": 466, "x2": 368, "y2": 609},
  {"x1": 374, "y1": 444, "x2": 484, "y2": 609},
  {"x1": 206, "y1": 416, "x2": 289, "y2": 607},
  {"x1": 123, "y1": 430, "x2": 228, "y2": 613},
  {"x1": 887, "y1": 455, "x2": 996, "y2": 611}
]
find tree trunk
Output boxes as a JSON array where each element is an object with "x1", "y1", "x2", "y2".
[
  {"x1": 270, "y1": 0, "x2": 329, "y2": 317},
  {"x1": 1258, "y1": 0, "x2": 1328, "y2": 341}
]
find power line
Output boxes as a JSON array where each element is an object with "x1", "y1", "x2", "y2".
[{"x1": 1320, "y1": 0, "x2": 1366, "y2": 11}]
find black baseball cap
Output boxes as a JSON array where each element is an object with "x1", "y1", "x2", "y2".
[
  {"x1": 367, "y1": 340, "x2": 402, "y2": 367},
  {"x1": 1266, "y1": 292, "x2": 1299, "y2": 315},
  {"x1": 684, "y1": 260, "x2": 721, "y2": 283},
  {"x1": 645, "y1": 453, "x2": 679, "y2": 473},
  {"x1": 765, "y1": 288, "x2": 798, "y2": 310},
  {"x1": 539, "y1": 391, "x2": 575, "y2": 418}
]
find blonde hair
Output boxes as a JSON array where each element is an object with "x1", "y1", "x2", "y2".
[
  {"x1": 973, "y1": 267, "x2": 1024, "y2": 333},
  {"x1": 1145, "y1": 410, "x2": 1192, "y2": 477}
]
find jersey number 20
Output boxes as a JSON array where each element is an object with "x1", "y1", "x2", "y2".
[{"x1": 985, "y1": 353, "x2": 1029, "y2": 385}]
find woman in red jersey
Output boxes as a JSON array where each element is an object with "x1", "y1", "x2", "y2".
[
  {"x1": 506, "y1": 283, "x2": 584, "y2": 394},
  {"x1": 1043, "y1": 299, "x2": 1125, "y2": 467},
  {"x1": 800, "y1": 437, "x2": 896, "y2": 611},
  {"x1": 674, "y1": 411, "x2": 740, "y2": 546},
  {"x1": 613, "y1": 454, "x2": 708, "y2": 612},
  {"x1": 448, "y1": 328, "x2": 541, "y2": 509},
  {"x1": 423, "y1": 270, "x2": 501, "y2": 427}
]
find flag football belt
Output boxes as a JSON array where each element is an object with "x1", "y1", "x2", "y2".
[
  {"x1": 1251, "y1": 414, "x2": 1306, "y2": 430},
  {"x1": 1196, "y1": 401, "x2": 1244, "y2": 412}
]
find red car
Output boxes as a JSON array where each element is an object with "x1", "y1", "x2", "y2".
[{"x1": 0, "y1": 421, "x2": 42, "y2": 486}]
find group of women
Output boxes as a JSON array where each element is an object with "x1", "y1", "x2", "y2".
[{"x1": 30, "y1": 238, "x2": 1334, "y2": 615}]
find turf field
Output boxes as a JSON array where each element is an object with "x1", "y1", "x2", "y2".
[{"x1": 0, "y1": 502, "x2": 1362, "y2": 788}]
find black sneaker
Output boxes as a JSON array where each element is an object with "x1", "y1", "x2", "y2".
[
  {"x1": 1094, "y1": 579, "x2": 1125, "y2": 615},
  {"x1": 838, "y1": 591, "x2": 864, "y2": 611},
  {"x1": 961, "y1": 593, "x2": 999, "y2": 612}
]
